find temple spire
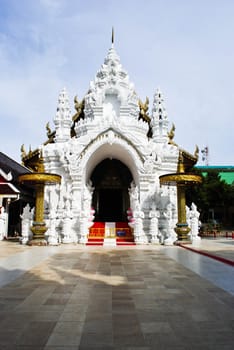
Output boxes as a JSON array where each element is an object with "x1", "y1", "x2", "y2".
[
  {"x1": 54, "y1": 87, "x2": 72, "y2": 143},
  {"x1": 111, "y1": 27, "x2": 114, "y2": 47},
  {"x1": 151, "y1": 88, "x2": 169, "y2": 143}
]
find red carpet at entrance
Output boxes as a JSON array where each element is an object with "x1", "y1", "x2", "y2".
[{"x1": 86, "y1": 222, "x2": 135, "y2": 246}]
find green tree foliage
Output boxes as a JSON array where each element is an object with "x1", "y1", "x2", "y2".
[{"x1": 186, "y1": 169, "x2": 234, "y2": 225}]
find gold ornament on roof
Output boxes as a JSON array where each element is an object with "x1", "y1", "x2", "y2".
[
  {"x1": 46, "y1": 122, "x2": 52, "y2": 137},
  {"x1": 44, "y1": 122, "x2": 55, "y2": 144},
  {"x1": 168, "y1": 123, "x2": 177, "y2": 146},
  {"x1": 20, "y1": 144, "x2": 26, "y2": 159},
  {"x1": 74, "y1": 95, "x2": 84, "y2": 114},
  {"x1": 138, "y1": 97, "x2": 151, "y2": 123},
  {"x1": 71, "y1": 95, "x2": 85, "y2": 137},
  {"x1": 72, "y1": 95, "x2": 85, "y2": 126}
]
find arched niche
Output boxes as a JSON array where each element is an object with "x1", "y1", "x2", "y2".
[{"x1": 90, "y1": 159, "x2": 133, "y2": 222}]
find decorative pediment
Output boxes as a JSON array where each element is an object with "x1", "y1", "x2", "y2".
[{"x1": 80, "y1": 128, "x2": 144, "y2": 162}]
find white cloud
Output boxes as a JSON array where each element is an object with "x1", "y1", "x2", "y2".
[{"x1": 0, "y1": 0, "x2": 233, "y2": 164}]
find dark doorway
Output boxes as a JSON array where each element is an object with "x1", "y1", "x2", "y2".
[
  {"x1": 91, "y1": 159, "x2": 133, "y2": 222},
  {"x1": 99, "y1": 189, "x2": 122, "y2": 221}
]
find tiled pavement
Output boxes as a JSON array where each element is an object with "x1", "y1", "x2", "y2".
[{"x1": 0, "y1": 240, "x2": 233, "y2": 349}]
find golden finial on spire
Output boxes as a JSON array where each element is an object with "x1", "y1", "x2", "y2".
[
  {"x1": 111, "y1": 27, "x2": 114, "y2": 45},
  {"x1": 20, "y1": 144, "x2": 26, "y2": 159}
]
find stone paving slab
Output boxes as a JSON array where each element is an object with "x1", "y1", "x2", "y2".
[
  {"x1": 0, "y1": 244, "x2": 233, "y2": 349},
  {"x1": 0, "y1": 241, "x2": 59, "y2": 287},
  {"x1": 190, "y1": 238, "x2": 234, "y2": 262}
]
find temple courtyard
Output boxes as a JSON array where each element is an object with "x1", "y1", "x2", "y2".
[{"x1": 0, "y1": 239, "x2": 234, "y2": 349}]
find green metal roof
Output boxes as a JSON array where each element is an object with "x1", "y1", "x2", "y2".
[
  {"x1": 218, "y1": 172, "x2": 234, "y2": 185},
  {"x1": 195, "y1": 166, "x2": 234, "y2": 185},
  {"x1": 196, "y1": 166, "x2": 234, "y2": 171}
]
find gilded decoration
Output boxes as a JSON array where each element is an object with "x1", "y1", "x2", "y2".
[
  {"x1": 159, "y1": 151, "x2": 202, "y2": 243},
  {"x1": 19, "y1": 173, "x2": 61, "y2": 185},
  {"x1": 167, "y1": 123, "x2": 177, "y2": 146},
  {"x1": 160, "y1": 173, "x2": 202, "y2": 185},
  {"x1": 71, "y1": 96, "x2": 85, "y2": 137},
  {"x1": 138, "y1": 97, "x2": 151, "y2": 123},
  {"x1": 18, "y1": 157, "x2": 61, "y2": 244}
]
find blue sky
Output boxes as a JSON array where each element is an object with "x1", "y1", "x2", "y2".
[{"x1": 0, "y1": 0, "x2": 233, "y2": 165}]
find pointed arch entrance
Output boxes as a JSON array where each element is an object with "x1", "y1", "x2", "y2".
[{"x1": 90, "y1": 159, "x2": 133, "y2": 222}]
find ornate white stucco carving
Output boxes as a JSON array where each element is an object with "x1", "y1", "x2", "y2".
[
  {"x1": 189, "y1": 202, "x2": 201, "y2": 241},
  {"x1": 20, "y1": 205, "x2": 34, "y2": 244},
  {"x1": 84, "y1": 45, "x2": 139, "y2": 119},
  {"x1": 23, "y1": 43, "x2": 199, "y2": 246},
  {"x1": 54, "y1": 88, "x2": 72, "y2": 143},
  {"x1": 149, "y1": 205, "x2": 160, "y2": 244},
  {"x1": 151, "y1": 88, "x2": 169, "y2": 143}
]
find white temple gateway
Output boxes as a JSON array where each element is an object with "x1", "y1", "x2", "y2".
[{"x1": 20, "y1": 39, "x2": 200, "y2": 246}]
